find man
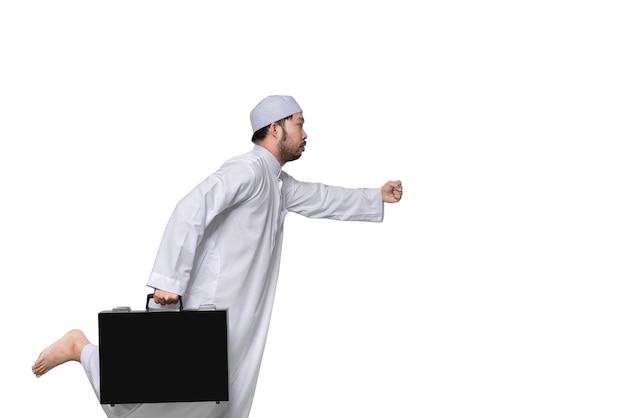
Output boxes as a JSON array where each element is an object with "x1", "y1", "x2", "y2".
[{"x1": 32, "y1": 95, "x2": 403, "y2": 417}]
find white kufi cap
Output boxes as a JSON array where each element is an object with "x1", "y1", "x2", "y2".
[{"x1": 250, "y1": 95, "x2": 302, "y2": 133}]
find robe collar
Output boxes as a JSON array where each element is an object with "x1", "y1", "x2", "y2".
[{"x1": 253, "y1": 145, "x2": 282, "y2": 179}]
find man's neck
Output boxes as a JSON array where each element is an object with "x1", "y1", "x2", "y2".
[{"x1": 255, "y1": 141, "x2": 285, "y2": 166}]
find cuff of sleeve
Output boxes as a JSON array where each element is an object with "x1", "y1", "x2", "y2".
[
  {"x1": 347, "y1": 188, "x2": 384, "y2": 222},
  {"x1": 146, "y1": 272, "x2": 188, "y2": 296},
  {"x1": 367, "y1": 187, "x2": 384, "y2": 222}
]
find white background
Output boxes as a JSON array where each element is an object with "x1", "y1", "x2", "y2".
[{"x1": 2, "y1": 1, "x2": 625, "y2": 417}]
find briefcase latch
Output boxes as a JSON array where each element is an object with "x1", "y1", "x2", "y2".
[
  {"x1": 199, "y1": 304, "x2": 216, "y2": 311},
  {"x1": 112, "y1": 306, "x2": 131, "y2": 312}
]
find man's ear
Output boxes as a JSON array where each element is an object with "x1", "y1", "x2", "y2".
[{"x1": 269, "y1": 122, "x2": 281, "y2": 139}]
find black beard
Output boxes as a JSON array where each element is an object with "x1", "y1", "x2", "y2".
[{"x1": 278, "y1": 131, "x2": 301, "y2": 163}]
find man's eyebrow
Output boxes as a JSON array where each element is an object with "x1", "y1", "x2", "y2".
[{"x1": 298, "y1": 117, "x2": 305, "y2": 124}]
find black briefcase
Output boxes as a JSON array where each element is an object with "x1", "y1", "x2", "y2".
[{"x1": 98, "y1": 294, "x2": 229, "y2": 405}]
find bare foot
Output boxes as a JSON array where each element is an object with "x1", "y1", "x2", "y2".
[{"x1": 31, "y1": 329, "x2": 90, "y2": 378}]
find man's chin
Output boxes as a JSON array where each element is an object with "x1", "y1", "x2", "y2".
[{"x1": 288, "y1": 152, "x2": 302, "y2": 162}]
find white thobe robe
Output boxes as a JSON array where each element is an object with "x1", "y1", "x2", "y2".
[{"x1": 84, "y1": 145, "x2": 383, "y2": 417}]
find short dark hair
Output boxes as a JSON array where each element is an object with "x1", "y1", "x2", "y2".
[{"x1": 251, "y1": 115, "x2": 293, "y2": 142}]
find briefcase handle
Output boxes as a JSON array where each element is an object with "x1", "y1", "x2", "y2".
[{"x1": 146, "y1": 293, "x2": 184, "y2": 311}]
